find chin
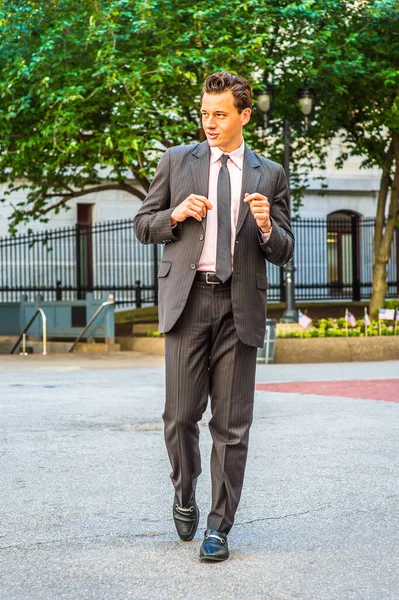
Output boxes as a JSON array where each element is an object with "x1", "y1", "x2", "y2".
[{"x1": 206, "y1": 136, "x2": 221, "y2": 146}]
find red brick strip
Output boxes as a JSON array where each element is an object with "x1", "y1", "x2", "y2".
[{"x1": 255, "y1": 379, "x2": 399, "y2": 402}]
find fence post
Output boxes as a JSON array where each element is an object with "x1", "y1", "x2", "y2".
[
  {"x1": 76, "y1": 224, "x2": 82, "y2": 300},
  {"x1": 56, "y1": 280, "x2": 62, "y2": 301},
  {"x1": 351, "y1": 215, "x2": 361, "y2": 301},
  {"x1": 135, "y1": 280, "x2": 142, "y2": 309},
  {"x1": 279, "y1": 266, "x2": 285, "y2": 303}
]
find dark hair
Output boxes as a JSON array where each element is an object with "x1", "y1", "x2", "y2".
[{"x1": 200, "y1": 71, "x2": 253, "y2": 113}]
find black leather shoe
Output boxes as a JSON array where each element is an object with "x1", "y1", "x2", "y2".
[
  {"x1": 199, "y1": 529, "x2": 229, "y2": 561},
  {"x1": 173, "y1": 495, "x2": 199, "y2": 541}
]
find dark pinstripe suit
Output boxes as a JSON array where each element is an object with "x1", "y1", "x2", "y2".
[{"x1": 134, "y1": 140, "x2": 294, "y2": 533}]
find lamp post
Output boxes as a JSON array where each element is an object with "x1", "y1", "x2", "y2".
[{"x1": 256, "y1": 83, "x2": 316, "y2": 323}]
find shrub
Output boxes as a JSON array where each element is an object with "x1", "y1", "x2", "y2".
[{"x1": 278, "y1": 316, "x2": 398, "y2": 338}]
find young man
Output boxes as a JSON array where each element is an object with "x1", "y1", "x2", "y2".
[{"x1": 134, "y1": 71, "x2": 294, "y2": 561}]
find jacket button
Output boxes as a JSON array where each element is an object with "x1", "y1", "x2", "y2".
[
  {"x1": 199, "y1": 234, "x2": 204, "y2": 241},
  {"x1": 190, "y1": 263, "x2": 196, "y2": 270},
  {"x1": 266, "y1": 247, "x2": 272, "y2": 254}
]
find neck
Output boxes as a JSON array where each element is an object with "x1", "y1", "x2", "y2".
[{"x1": 217, "y1": 139, "x2": 244, "y2": 154}]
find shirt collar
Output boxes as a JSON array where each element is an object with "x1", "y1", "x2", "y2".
[{"x1": 210, "y1": 139, "x2": 245, "y2": 169}]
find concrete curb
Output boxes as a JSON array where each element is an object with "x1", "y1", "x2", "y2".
[
  {"x1": 119, "y1": 335, "x2": 399, "y2": 363},
  {"x1": 275, "y1": 335, "x2": 399, "y2": 363}
]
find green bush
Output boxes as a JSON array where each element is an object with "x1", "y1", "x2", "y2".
[
  {"x1": 385, "y1": 299, "x2": 399, "y2": 310},
  {"x1": 278, "y1": 315, "x2": 398, "y2": 338}
]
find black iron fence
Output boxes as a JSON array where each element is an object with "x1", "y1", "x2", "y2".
[{"x1": 0, "y1": 216, "x2": 398, "y2": 307}]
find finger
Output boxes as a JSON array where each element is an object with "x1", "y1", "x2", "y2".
[
  {"x1": 187, "y1": 208, "x2": 203, "y2": 221},
  {"x1": 190, "y1": 198, "x2": 208, "y2": 210},
  {"x1": 187, "y1": 203, "x2": 206, "y2": 218},
  {"x1": 253, "y1": 212, "x2": 270, "y2": 222},
  {"x1": 189, "y1": 200, "x2": 208, "y2": 217},
  {"x1": 251, "y1": 206, "x2": 270, "y2": 216},
  {"x1": 244, "y1": 193, "x2": 268, "y2": 203},
  {"x1": 250, "y1": 200, "x2": 269, "y2": 207},
  {"x1": 249, "y1": 201, "x2": 269, "y2": 211},
  {"x1": 192, "y1": 195, "x2": 213, "y2": 209}
]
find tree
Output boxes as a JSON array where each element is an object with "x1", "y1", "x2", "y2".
[
  {"x1": 0, "y1": 0, "x2": 398, "y2": 313},
  {"x1": 0, "y1": 0, "x2": 301, "y2": 232},
  {"x1": 272, "y1": 0, "x2": 399, "y2": 315}
]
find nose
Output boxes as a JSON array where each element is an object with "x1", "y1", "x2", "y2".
[{"x1": 204, "y1": 115, "x2": 216, "y2": 129}]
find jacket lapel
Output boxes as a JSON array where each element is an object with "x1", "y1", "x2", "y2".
[
  {"x1": 236, "y1": 145, "x2": 261, "y2": 237},
  {"x1": 190, "y1": 141, "x2": 210, "y2": 233}
]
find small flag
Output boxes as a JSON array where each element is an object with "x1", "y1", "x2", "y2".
[
  {"x1": 298, "y1": 310, "x2": 312, "y2": 328},
  {"x1": 345, "y1": 311, "x2": 356, "y2": 327},
  {"x1": 364, "y1": 308, "x2": 371, "y2": 327},
  {"x1": 378, "y1": 308, "x2": 395, "y2": 321}
]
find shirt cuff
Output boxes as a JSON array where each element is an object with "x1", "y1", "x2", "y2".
[{"x1": 259, "y1": 226, "x2": 272, "y2": 243}]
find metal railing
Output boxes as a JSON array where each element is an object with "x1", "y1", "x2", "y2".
[
  {"x1": 10, "y1": 309, "x2": 47, "y2": 355},
  {"x1": 0, "y1": 216, "x2": 398, "y2": 306},
  {"x1": 69, "y1": 295, "x2": 115, "y2": 353}
]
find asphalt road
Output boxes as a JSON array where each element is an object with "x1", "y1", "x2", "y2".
[{"x1": 0, "y1": 354, "x2": 398, "y2": 600}]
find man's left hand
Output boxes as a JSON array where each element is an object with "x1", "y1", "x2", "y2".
[{"x1": 244, "y1": 193, "x2": 271, "y2": 233}]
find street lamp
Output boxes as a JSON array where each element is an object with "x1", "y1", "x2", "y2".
[
  {"x1": 256, "y1": 83, "x2": 274, "y2": 129},
  {"x1": 297, "y1": 87, "x2": 317, "y2": 130},
  {"x1": 256, "y1": 83, "x2": 316, "y2": 323}
]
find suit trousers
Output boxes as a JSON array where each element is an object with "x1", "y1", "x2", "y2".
[{"x1": 163, "y1": 278, "x2": 257, "y2": 534}]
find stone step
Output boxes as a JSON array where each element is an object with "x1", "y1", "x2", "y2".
[{"x1": 0, "y1": 337, "x2": 120, "y2": 355}]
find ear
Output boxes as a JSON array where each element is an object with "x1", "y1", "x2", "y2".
[{"x1": 241, "y1": 107, "x2": 251, "y2": 126}]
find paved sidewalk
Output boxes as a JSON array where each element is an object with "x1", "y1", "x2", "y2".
[{"x1": 0, "y1": 354, "x2": 398, "y2": 599}]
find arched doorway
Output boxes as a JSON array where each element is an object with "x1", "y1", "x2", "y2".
[{"x1": 327, "y1": 211, "x2": 361, "y2": 300}]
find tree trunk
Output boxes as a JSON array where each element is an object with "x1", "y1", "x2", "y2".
[
  {"x1": 369, "y1": 133, "x2": 399, "y2": 316},
  {"x1": 370, "y1": 257, "x2": 389, "y2": 316}
]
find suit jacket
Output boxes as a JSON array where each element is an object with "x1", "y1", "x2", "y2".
[{"x1": 134, "y1": 141, "x2": 294, "y2": 347}]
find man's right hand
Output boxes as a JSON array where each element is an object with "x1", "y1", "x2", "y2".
[{"x1": 171, "y1": 195, "x2": 212, "y2": 225}]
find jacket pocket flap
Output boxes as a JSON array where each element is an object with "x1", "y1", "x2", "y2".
[
  {"x1": 158, "y1": 261, "x2": 171, "y2": 278},
  {"x1": 256, "y1": 272, "x2": 269, "y2": 289}
]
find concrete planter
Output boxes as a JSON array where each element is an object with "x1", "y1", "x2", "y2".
[
  {"x1": 275, "y1": 336, "x2": 399, "y2": 364},
  {"x1": 118, "y1": 336, "x2": 165, "y2": 355},
  {"x1": 120, "y1": 334, "x2": 399, "y2": 363}
]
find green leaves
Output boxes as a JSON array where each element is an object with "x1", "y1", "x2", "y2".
[{"x1": 0, "y1": 0, "x2": 398, "y2": 233}]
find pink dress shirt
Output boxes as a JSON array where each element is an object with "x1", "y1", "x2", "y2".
[
  {"x1": 198, "y1": 141, "x2": 245, "y2": 272},
  {"x1": 197, "y1": 140, "x2": 270, "y2": 272}
]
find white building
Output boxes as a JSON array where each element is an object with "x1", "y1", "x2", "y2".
[
  {"x1": 0, "y1": 137, "x2": 382, "y2": 238},
  {"x1": 1, "y1": 139, "x2": 395, "y2": 306}
]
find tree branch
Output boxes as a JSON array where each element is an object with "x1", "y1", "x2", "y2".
[{"x1": 20, "y1": 183, "x2": 146, "y2": 218}]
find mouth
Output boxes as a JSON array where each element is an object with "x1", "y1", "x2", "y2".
[{"x1": 206, "y1": 132, "x2": 219, "y2": 140}]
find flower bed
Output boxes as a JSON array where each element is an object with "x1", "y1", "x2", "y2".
[{"x1": 278, "y1": 317, "x2": 398, "y2": 338}]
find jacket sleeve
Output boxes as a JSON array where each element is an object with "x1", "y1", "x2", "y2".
[
  {"x1": 134, "y1": 149, "x2": 181, "y2": 245},
  {"x1": 258, "y1": 165, "x2": 295, "y2": 266}
]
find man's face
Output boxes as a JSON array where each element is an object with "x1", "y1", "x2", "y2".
[{"x1": 201, "y1": 91, "x2": 251, "y2": 153}]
